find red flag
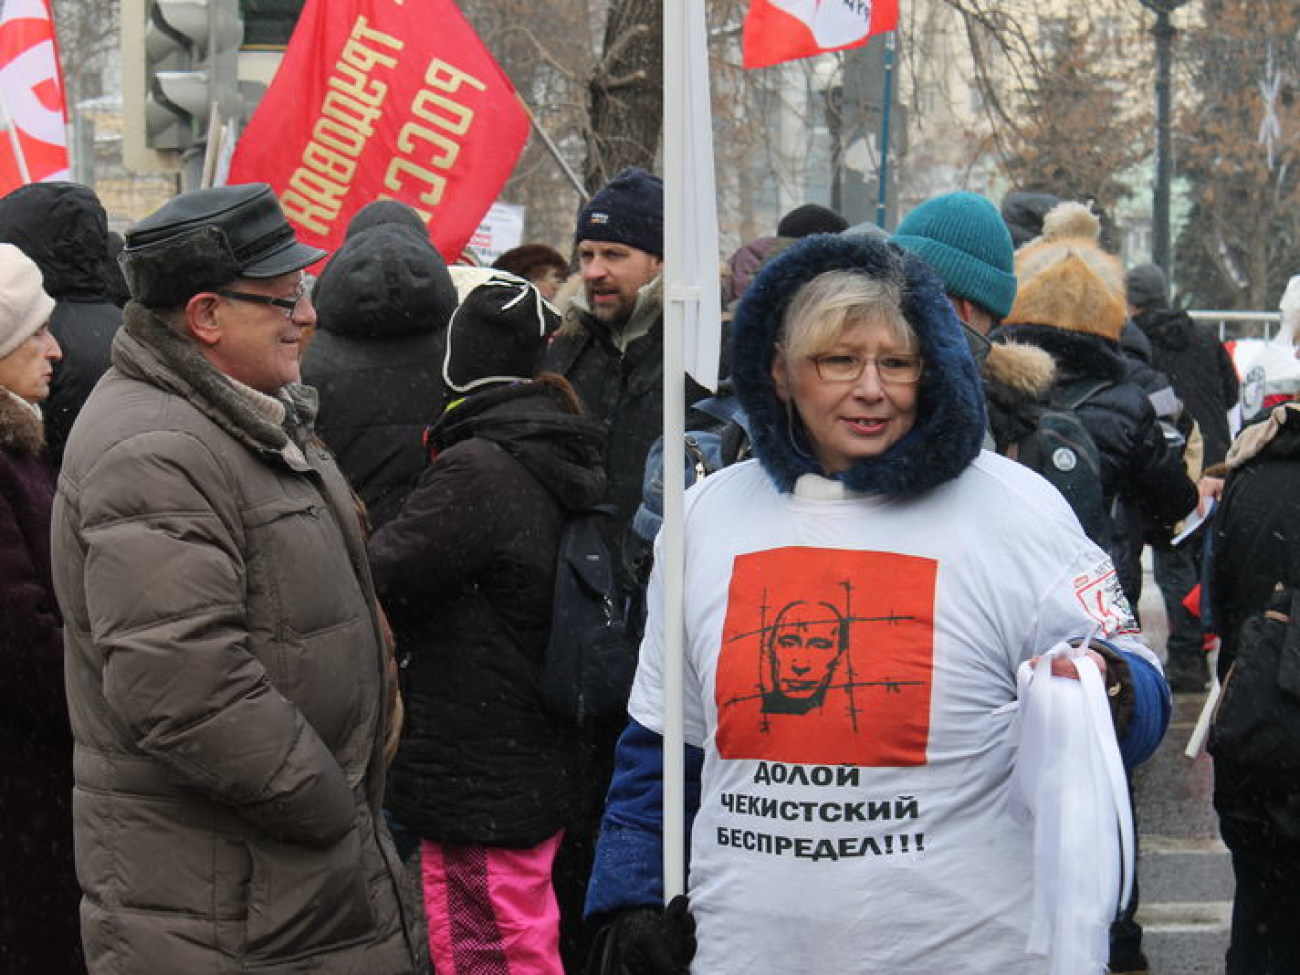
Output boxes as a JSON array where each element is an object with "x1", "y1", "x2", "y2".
[
  {"x1": 743, "y1": 0, "x2": 899, "y2": 70},
  {"x1": 228, "y1": 0, "x2": 529, "y2": 264},
  {"x1": 0, "y1": 0, "x2": 69, "y2": 194}
]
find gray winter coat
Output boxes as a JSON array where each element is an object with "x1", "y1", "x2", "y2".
[{"x1": 52, "y1": 305, "x2": 419, "y2": 974}]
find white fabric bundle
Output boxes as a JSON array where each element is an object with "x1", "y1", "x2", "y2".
[{"x1": 1009, "y1": 641, "x2": 1135, "y2": 975}]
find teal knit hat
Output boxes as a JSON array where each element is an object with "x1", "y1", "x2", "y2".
[{"x1": 890, "y1": 191, "x2": 1017, "y2": 320}]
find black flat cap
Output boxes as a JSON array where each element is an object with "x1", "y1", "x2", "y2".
[{"x1": 122, "y1": 183, "x2": 326, "y2": 307}]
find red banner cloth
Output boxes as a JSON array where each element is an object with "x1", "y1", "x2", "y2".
[
  {"x1": 228, "y1": 0, "x2": 529, "y2": 264},
  {"x1": 743, "y1": 0, "x2": 899, "y2": 70},
  {"x1": 0, "y1": 0, "x2": 69, "y2": 195}
]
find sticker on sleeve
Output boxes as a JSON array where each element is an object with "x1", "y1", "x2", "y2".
[
  {"x1": 1072, "y1": 559, "x2": 1140, "y2": 635},
  {"x1": 714, "y1": 547, "x2": 936, "y2": 766}
]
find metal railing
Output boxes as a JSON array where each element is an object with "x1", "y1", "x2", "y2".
[{"x1": 1188, "y1": 310, "x2": 1283, "y2": 343}]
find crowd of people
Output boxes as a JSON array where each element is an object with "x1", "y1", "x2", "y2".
[{"x1": 0, "y1": 168, "x2": 1289, "y2": 975}]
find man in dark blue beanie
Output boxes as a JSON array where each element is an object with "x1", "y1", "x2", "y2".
[
  {"x1": 544, "y1": 164, "x2": 709, "y2": 972},
  {"x1": 546, "y1": 164, "x2": 678, "y2": 545},
  {"x1": 568, "y1": 165, "x2": 663, "y2": 326}
]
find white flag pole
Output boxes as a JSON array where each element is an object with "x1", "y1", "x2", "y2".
[
  {"x1": 0, "y1": 83, "x2": 32, "y2": 185},
  {"x1": 662, "y1": 0, "x2": 721, "y2": 902}
]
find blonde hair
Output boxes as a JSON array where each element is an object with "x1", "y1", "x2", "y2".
[{"x1": 778, "y1": 269, "x2": 915, "y2": 360}]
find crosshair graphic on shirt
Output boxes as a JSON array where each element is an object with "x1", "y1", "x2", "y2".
[{"x1": 715, "y1": 546, "x2": 937, "y2": 766}]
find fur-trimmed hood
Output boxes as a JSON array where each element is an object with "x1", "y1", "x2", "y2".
[
  {"x1": 0, "y1": 388, "x2": 44, "y2": 455},
  {"x1": 994, "y1": 322, "x2": 1128, "y2": 387},
  {"x1": 731, "y1": 233, "x2": 985, "y2": 498},
  {"x1": 984, "y1": 339, "x2": 1056, "y2": 398},
  {"x1": 1226, "y1": 401, "x2": 1300, "y2": 471}
]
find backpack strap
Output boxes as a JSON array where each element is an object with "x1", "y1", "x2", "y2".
[
  {"x1": 1054, "y1": 379, "x2": 1113, "y2": 412},
  {"x1": 692, "y1": 395, "x2": 742, "y2": 427},
  {"x1": 720, "y1": 417, "x2": 752, "y2": 467}
]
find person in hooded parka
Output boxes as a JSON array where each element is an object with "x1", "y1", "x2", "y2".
[
  {"x1": 0, "y1": 181, "x2": 123, "y2": 469},
  {"x1": 302, "y1": 200, "x2": 459, "y2": 530},
  {"x1": 582, "y1": 233, "x2": 1172, "y2": 974}
]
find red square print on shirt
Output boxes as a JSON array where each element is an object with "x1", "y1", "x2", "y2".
[{"x1": 714, "y1": 546, "x2": 936, "y2": 766}]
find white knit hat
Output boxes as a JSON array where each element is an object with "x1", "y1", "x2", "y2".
[{"x1": 0, "y1": 243, "x2": 53, "y2": 359}]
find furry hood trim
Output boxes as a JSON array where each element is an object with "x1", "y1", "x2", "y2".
[
  {"x1": 0, "y1": 387, "x2": 44, "y2": 455},
  {"x1": 731, "y1": 233, "x2": 985, "y2": 498},
  {"x1": 984, "y1": 339, "x2": 1056, "y2": 398}
]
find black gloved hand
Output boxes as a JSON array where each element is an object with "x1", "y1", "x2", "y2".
[{"x1": 586, "y1": 894, "x2": 697, "y2": 975}]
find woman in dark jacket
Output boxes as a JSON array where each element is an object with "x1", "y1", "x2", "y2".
[
  {"x1": 369, "y1": 275, "x2": 606, "y2": 975},
  {"x1": 0, "y1": 181, "x2": 123, "y2": 469},
  {"x1": 995, "y1": 202, "x2": 1198, "y2": 553},
  {"x1": 0, "y1": 244, "x2": 80, "y2": 972},
  {"x1": 1209, "y1": 400, "x2": 1300, "y2": 974},
  {"x1": 303, "y1": 201, "x2": 459, "y2": 530}
]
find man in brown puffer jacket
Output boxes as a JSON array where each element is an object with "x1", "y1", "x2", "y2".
[{"x1": 52, "y1": 183, "x2": 420, "y2": 974}]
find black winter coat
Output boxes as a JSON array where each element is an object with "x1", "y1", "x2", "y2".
[
  {"x1": 0, "y1": 182, "x2": 122, "y2": 469},
  {"x1": 0, "y1": 393, "x2": 81, "y2": 972},
  {"x1": 544, "y1": 291, "x2": 708, "y2": 589},
  {"x1": 1211, "y1": 406, "x2": 1300, "y2": 677},
  {"x1": 302, "y1": 223, "x2": 457, "y2": 530},
  {"x1": 996, "y1": 324, "x2": 1198, "y2": 531},
  {"x1": 1210, "y1": 404, "x2": 1300, "y2": 803},
  {"x1": 369, "y1": 380, "x2": 607, "y2": 847},
  {"x1": 1134, "y1": 306, "x2": 1239, "y2": 467}
]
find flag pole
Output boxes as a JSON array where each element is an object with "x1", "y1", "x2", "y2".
[
  {"x1": 873, "y1": 31, "x2": 896, "y2": 228},
  {"x1": 515, "y1": 94, "x2": 589, "y2": 201},
  {"x1": 0, "y1": 91, "x2": 32, "y2": 185},
  {"x1": 662, "y1": 0, "x2": 721, "y2": 902},
  {"x1": 661, "y1": 0, "x2": 689, "y2": 902}
]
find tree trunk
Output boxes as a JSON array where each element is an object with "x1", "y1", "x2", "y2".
[{"x1": 583, "y1": 0, "x2": 664, "y2": 191}]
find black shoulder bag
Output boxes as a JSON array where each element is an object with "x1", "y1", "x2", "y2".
[{"x1": 1208, "y1": 547, "x2": 1300, "y2": 772}]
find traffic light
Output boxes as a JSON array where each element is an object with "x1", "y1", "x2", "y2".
[
  {"x1": 122, "y1": 0, "x2": 244, "y2": 169},
  {"x1": 240, "y1": 0, "x2": 305, "y2": 49}
]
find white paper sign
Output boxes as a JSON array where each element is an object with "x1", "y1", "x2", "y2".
[{"x1": 467, "y1": 201, "x2": 526, "y2": 264}]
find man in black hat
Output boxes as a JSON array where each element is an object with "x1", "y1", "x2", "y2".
[
  {"x1": 543, "y1": 166, "x2": 709, "y2": 970},
  {"x1": 50, "y1": 183, "x2": 420, "y2": 974},
  {"x1": 546, "y1": 167, "x2": 708, "y2": 580}
]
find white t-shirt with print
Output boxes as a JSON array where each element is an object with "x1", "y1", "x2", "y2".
[{"x1": 628, "y1": 451, "x2": 1157, "y2": 975}]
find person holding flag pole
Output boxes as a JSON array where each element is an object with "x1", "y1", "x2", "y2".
[
  {"x1": 583, "y1": 220, "x2": 1172, "y2": 975},
  {"x1": 580, "y1": 10, "x2": 1171, "y2": 974}
]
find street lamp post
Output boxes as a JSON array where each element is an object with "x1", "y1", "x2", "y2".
[{"x1": 1138, "y1": 0, "x2": 1192, "y2": 275}]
